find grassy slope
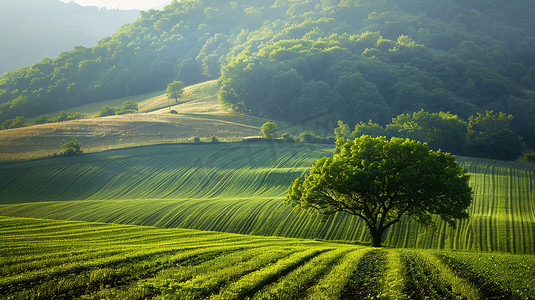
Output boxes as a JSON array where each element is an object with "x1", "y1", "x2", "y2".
[
  {"x1": 0, "y1": 81, "x2": 276, "y2": 162},
  {"x1": 0, "y1": 142, "x2": 533, "y2": 254},
  {"x1": 1, "y1": 216, "x2": 533, "y2": 299}
]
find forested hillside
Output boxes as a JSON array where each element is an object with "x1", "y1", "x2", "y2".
[
  {"x1": 0, "y1": 0, "x2": 138, "y2": 74},
  {"x1": 1, "y1": 0, "x2": 534, "y2": 146}
]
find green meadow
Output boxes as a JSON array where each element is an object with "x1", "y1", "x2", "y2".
[{"x1": 1, "y1": 142, "x2": 534, "y2": 255}]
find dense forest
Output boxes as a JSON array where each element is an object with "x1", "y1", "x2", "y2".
[{"x1": 1, "y1": 0, "x2": 534, "y2": 149}]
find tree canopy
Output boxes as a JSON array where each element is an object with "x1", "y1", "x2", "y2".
[
  {"x1": 60, "y1": 138, "x2": 82, "y2": 156},
  {"x1": 1, "y1": 0, "x2": 534, "y2": 147},
  {"x1": 261, "y1": 121, "x2": 279, "y2": 139},
  {"x1": 166, "y1": 81, "x2": 185, "y2": 104},
  {"x1": 286, "y1": 136, "x2": 473, "y2": 247},
  {"x1": 335, "y1": 109, "x2": 525, "y2": 160}
]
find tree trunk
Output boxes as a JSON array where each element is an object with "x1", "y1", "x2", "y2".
[{"x1": 370, "y1": 227, "x2": 384, "y2": 247}]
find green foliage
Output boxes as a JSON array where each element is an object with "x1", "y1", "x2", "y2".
[
  {"x1": 525, "y1": 152, "x2": 535, "y2": 163},
  {"x1": 0, "y1": 116, "x2": 26, "y2": 130},
  {"x1": 35, "y1": 111, "x2": 85, "y2": 125},
  {"x1": 60, "y1": 138, "x2": 82, "y2": 156},
  {"x1": 466, "y1": 110, "x2": 524, "y2": 160},
  {"x1": 97, "y1": 105, "x2": 117, "y2": 117},
  {"x1": 1, "y1": 0, "x2": 534, "y2": 150},
  {"x1": 298, "y1": 130, "x2": 334, "y2": 144},
  {"x1": 261, "y1": 121, "x2": 278, "y2": 139},
  {"x1": 286, "y1": 136, "x2": 472, "y2": 247},
  {"x1": 387, "y1": 110, "x2": 468, "y2": 154},
  {"x1": 281, "y1": 133, "x2": 295, "y2": 142},
  {"x1": 97, "y1": 100, "x2": 138, "y2": 117},
  {"x1": 336, "y1": 109, "x2": 524, "y2": 160},
  {"x1": 0, "y1": 143, "x2": 534, "y2": 254},
  {"x1": 166, "y1": 81, "x2": 185, "y2": 104},
  {"x1": 210, "y1": 135, "x2": 220, "y2": 143},
  {"x1": 120, "y1": 100, "x2": 138, "y2": 112}
]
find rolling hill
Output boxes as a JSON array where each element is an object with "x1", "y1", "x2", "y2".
[
  {"x1": 1, "y1": 0, "x2": 534, "y2": 147},
  {"x1": 0, "y1": 81, "x2": 277, "y2": 162},
  {"x1": 0, "y1": 141, "x2": 533, "y2": 254}
]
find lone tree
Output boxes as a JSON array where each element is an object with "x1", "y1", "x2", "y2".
[
  {"x1": 286, "y1": 136, "x2": 472, "y2": 247},
  {"x1": 166, "y1": 80, "x2": 185, "y2": 109},
  {"x1": 261, "y1": 121, "x2": 279, "y2": 139}
]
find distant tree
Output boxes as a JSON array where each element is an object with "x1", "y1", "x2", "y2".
[
  {"x1": 166, "y1": 80, "x2": 185, "y2": 109},
  {"x1": 286, "y1": 136, "x2": 472, "y2": 247},
  {"x1": 334, "y1": 120, "x2": 352, "y2": 140},
  {"x1": 388, "y1": 110, "x2": 468, "y2": 154},
  {"x1": 467, "y1": 110, "x2": 523, "y2": 160},
  {"x1": 468, "y1": 110, "x2": 514, "y2": 140},
  {"x1": 120, "y1": 100, "x2": 138, "y2": 113},
  {"x1": 352, "y1": 121, "x2": 389, "y2": 139},
  {"x1": 210, "y1": 135, "x2": 220, "y2": 143},
  {"x1": 0, "y1": 116, "x2": 26, "y2": 129},
  {"x1": 261, "y1": 121, "x2": 279, "y2": 140},
  {"x1": 97, "y1": 105, "x2": 117, "y2": 117},
  {"x1": 525, "y1": 152, "x2": 535, "y2": 163},
  {"x1": 299, "y1": 130, "x2": 316, "y2": 143},
  {"x1": 97, "y1": 101, "x2": 137, "y2": 117},
  {"x1": 281, "y1": 133, "x2": 295, "y2": 142},
  {"x1": 61, "y1": 138, "x2": 82, "y2": 156},
  {"x1": 34, "y1": 115, "x2": 53, "y2": 125}
]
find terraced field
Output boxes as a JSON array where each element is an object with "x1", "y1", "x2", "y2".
[
  {"x1": 1, "y1": 142, "x2": 534, "y2": 254},
  {"x1": 1, "y1": 216, "x2": 533, "y2": 299}
]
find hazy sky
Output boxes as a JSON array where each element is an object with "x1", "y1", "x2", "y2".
[{"x1": 59, "y1": 0, "x2": 172, "y2": 10}]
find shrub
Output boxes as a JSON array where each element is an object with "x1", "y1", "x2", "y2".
[
  {"x1": 97, "y1": 101, "x2": 138, "y2": 117},
  {"x1": 281, "y1": 133, "x2": 295, "y2": 142},
  {"x1": 97, "y1": 105, "x2": 117, "y2": 117},
  {"x1": 60, "y1": 139, "x2": 82, "y2": 156},
  {"x1": 299, "y1": 131, "x2": 316, "y2": 143},
  {"x1": 210, "y1": 136, "x2": 220, "y2": 143}
]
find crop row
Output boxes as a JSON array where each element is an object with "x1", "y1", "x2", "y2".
[
  {"x1": 1, "y1": 217, "x2": 534, "y2": 299},
  {"x1": 0, "y1": 144, "x2": 534, "y2": 254}
]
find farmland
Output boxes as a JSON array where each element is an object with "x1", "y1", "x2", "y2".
[
  {"x1": 0, "y1": 81, "x2": 279, "y2": 162},
  {"x1": 1, "y1": 80, "x2": 534, "y2": 298},
  {"x1": 1, "y1": 216, "x2": 534, "y2": 299},
  {"x1": 0, "y1": 142, "x2": 534, "y2": 254}
]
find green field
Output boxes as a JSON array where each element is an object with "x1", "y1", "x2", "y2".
[
  {"x1": 1, "y1": 142, "x2": 534, "y2": 254},
  {"x1": 0, "y1": 81, "x2": 281, "y2": 162},
  {"x1": 1, "y1": 216, "x2": 533, "y2": 299}
]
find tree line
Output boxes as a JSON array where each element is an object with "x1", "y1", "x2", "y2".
[{"x1": 335, "y1": 110, "x2": 523, "y2": 160}]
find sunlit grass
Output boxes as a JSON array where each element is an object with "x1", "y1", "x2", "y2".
[
  {"x1": 0, "y1": 143, "x2": 533, "y2": 254},
  {"x1": 2, "y1": 216, "x2": 532, "y2": 299}
]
